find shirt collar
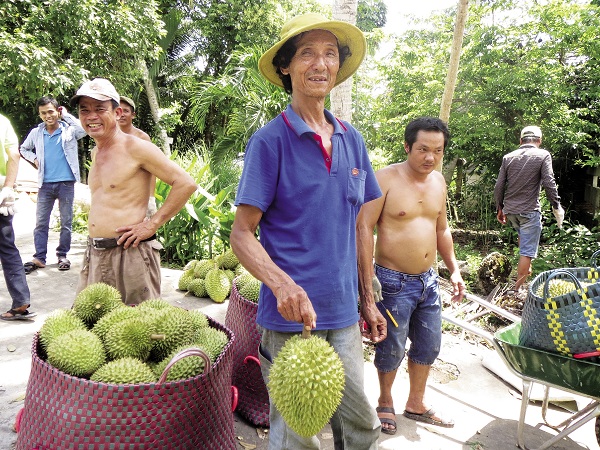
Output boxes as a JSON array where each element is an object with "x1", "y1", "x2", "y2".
[{"x1": 281, "y1": 104, "x2": 347, "y2": 137}]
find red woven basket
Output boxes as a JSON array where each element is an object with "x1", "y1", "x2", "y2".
[
  {"x1": 225, "y1": 281, "x2": 270, "y2": 427},
  {"x1": 16, "y1": 317, "x2": 236, "y2": 450}
]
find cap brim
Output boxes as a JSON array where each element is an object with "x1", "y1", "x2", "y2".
[
  {"x1": 70, "y1": 93, "x2": 117, "y2": 108},
  {"x1": 258, "y1": 20, "x2": 366, "y2": 89}
]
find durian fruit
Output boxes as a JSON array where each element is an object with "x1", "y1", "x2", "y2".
[
  {"x1": 268, "y1": 334, "x2": 345, "y2": 437},
  {"x1": 234, "y1": 264, "x2": 248, "y2": 276},
  {"x1": 136, "y1": 298, "x2": 174, "y2": 312},
  {"x1": 236, "y1": 273, "x2": 261, "y2": 303},
  {"x1": 47, "y1": 329, "x2": 106, "y2": 377},
  {"x1": 204, "y1": 268, "x2": 231, "y2": 303},
  {"x1": 92, "y1": 306, "x2": 141, "y2": 342},
  {"x1": 149, "y1": 307, "x2": 196, "y2": 361},
  {"x1": 224, "y1": 269, "x2": 235, "y2": 283},
  {"x1": 103, "y1": 317, "x2": 164, "y2": 361},
  {"x1": 153, "y1": 345, "x2": 211, "y2": 381},
  {"x1": 39, "y1": 309, "x2": 87, "y2": 351},
  {"x1": 536, "y1": 279, "x2": 578, "y2": 298},
  {"x1": 193, "y1": 326, "x2": 228, "y2": 362},
  {"x1": 91, "y1": 357, "x2": 157, "y2": 384},
  {"x1": 193, "y1": 259, "x2": 216, "y2": 279},
  {"x1": 188, "y1": 278, "x2": 207, "y2": 298},
  {"x1": 183, "y1": 259, "x2": 199, "y2": 271},
  {"x1": 178, "y1": 270, "x2": 195, "y2": 291},
  {"x1": 188, "y1": 310, "x2": 209, "y2": 331},
  {"x1": 215, "y1": 248, "x2": 239, "y2": 270},
  {"x1": 72, "y1": 283, "x2": 123, "y2": 325}
]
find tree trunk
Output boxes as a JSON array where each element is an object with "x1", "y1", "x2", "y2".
[
  {"x1": 331, "y1": 0, "x2": 358, "y2": 122},
  {"x1": 137, "y1": 59, "x2": 171, "y2": 155},
  {"x1": 437, "y1": 0, "x2": 469, "y2": 172}
]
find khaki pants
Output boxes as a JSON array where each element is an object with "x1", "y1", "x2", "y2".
[{"x1": 77, "y1": 238, "x2": 162, "y2": 305}]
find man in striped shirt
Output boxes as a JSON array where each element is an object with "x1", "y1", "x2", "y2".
[{"x1": 494, "y1": 125, "x2": 564, "y2": 292}]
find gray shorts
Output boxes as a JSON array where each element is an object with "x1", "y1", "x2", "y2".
[{"x1": 77, "y1": 238, "x2": 162, "y2": 305}]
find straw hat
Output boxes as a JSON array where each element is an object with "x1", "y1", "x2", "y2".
[{"x1": 258, "y1": 13, "x2": 366, "y2": 88}]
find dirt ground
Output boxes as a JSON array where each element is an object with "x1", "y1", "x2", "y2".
[{"x1": 0, "y1": 193, "x2": 598, "y2": 450}]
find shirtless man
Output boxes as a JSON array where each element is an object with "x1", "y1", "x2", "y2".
[
  {"x1": 357, "y1": 116, "x2": 466, "y2": 435},
  {"x1": 70, "y1": 78, "x2": 197, "y2": 305},
  {"x1": 118, "y1": 95, "x2": 157, "y2": 217}
]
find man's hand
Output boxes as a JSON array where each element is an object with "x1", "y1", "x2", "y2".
[
  {"x1": 496, "y1": 208, "x2": 506, "y2": 225},
  {"x1": 360, "y1": 302, "x2": 387, "y2": 343},
  {"x1": 275, "y1": 282, "x2": 317, "y2": 329},
  {"x1": 116, "y1": 221, "x2": 158, "y2": 248},
  {"x1": 372, "y1": 276, "x2": 383, "y2": 302},
  {"x1": 552, "y1": 205, "x2": 565, "y2": 229},
  {"x1": 0, "y1": 187, "x2": 16, "y2": 216},
  {"x1": 450, "y1": 272, "x2": 466, "y2": 303}
]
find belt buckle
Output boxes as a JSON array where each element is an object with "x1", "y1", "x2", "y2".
[{"x1": 92, "y1": 237, "x2": 118, "y2": 249}]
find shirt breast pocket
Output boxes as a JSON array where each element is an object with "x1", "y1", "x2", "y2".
[{"x1": 346, "y1": 167, "x2": 366, "y2": 206}]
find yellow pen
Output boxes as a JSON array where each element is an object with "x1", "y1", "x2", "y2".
[{"x1": 385, "y1": 308, "x2": 398, "y2": 328}]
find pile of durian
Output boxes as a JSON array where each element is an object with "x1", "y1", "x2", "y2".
[
  {"x1": 535, "y1": 278, "x2": 589, "y2": 298},
  {"x1": 39, "y1": 283, "x2": 228, "y2": 384},
  {"x1": 178, "y1": 248, "x2": 261, "y2": 303}
]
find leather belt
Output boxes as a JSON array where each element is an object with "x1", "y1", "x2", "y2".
[{"x1": 89, "y1": 234, "x2": 157, "y2": 250}]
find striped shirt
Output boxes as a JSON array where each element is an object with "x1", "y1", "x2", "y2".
[{"x1": 494, "y1": 144, "x2": 561, "y2": 214}]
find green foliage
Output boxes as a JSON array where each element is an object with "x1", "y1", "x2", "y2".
[
  {"x1": 534, "y1": 223, "x2": 600, "y2": 273},
  {"x1": 155, "y1": 150, "x2": 236, "y2": 267}
]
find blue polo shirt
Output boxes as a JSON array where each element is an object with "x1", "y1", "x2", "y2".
[
  {"x1": 235, "y1": 105, "x2": 381, "y2": 332},
  {"x1": 43, "y1": 128, "x2": 76, "y2": 183}
]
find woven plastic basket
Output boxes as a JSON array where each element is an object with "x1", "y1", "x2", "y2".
[
  {"x1": 16, "y1": 317, "x2": 236, "y2": 450},
  {"x1": 225, "y1": 280, "x2": 270, "y2": 427},
  {"x1": 520, "y1": 267, "x2": 600, "y2": 357}
]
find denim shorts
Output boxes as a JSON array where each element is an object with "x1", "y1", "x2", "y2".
[
  {"x1": 505, "y1": 211, "x2": 542, "y2": 258},
  {"x1": 374, "y1": 264, "x2": 442, "y2": 372}
]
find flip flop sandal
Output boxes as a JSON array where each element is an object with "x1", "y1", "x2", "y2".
[
  {"x1": 23, "y1": 261, "x2": 40, "y2": 274},
  {"x1": 403, "y1": 408, "x2": 454, "y2": 428},
  {"x1": 1, "y1": 308, "x2": 37, "y2": 321},
  {"x1": 58, "y1": 257, "x2": 71, "y2": 271},
  {"x1": 376, "y1": 406, "x2": 397, "y2": 435}
]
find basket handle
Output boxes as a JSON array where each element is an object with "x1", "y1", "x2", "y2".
[
  {"x1": 243, "y1": 355, "x2": 261, "y2": 366},
  {"x1": 231, "y1": 385, "x2": 239, "y2": 412},
  {"x1": 591, "y1": 250, "x2": 600, "y2": 269},
  {"x1": 158, "y1": 347, "x2": 211, "y2": 384},
  {"x1": 543, "y1": 269, "x2": 583, "y2": 299}
]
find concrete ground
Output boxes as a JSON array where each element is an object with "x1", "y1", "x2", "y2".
[{"x1": 0, "y1": 186, "x2": 598, "y2": 449}]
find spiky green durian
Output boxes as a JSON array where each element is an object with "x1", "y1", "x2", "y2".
[
  {"x1": 72, "y1": 283, "x2": 123, "y2": 325},
  {"x1": 178, "y1": 271, "x2": 195, "y2": 291},
  {"x1": 193, "y1": 259, "x2": 216, "y2": 279},
  {"x1": 92, "y1": 306, "x2": 141, "y2": 342},
  {"x1": 47, "y1": 329, "x2": 106, "y2": 377},
  {"x1": 193, "y1": 326, "x2": 228, "y2": 362},
  {"x1": 536, "y1": 279, "x2": 579, "y2": 298},
  {"x1": 149, "y1": 307, "x2": 195, "y2": 361},
  {"x1": 39, "y1": 309, "x2": 87, "y2": 351},
  {"x1": 90, "y1": 357, "x2": 157, "y2": 384},
  {"x1": 233, "y1": 264, "x2": 248, "y2": 276},
  {"x1": 188, "y1": 278, "x2": 207, "y2": 298},
  {"x1": 204, "y1": 268, "x2": 231, "y2": 303},
  {"x1": 188, "y1": 310, "x2": 209, "y2": 330},
  {"x1": 137, "y1": 298, "x2": 174, "y2": 312},
  {"x1": 103, "y1": 317, "x2": 163, "y2": 361},
  {"x1": 183, "y1": 259, "x2": 199, "y2": 271},
  {"x1": 215, "y1": 249, "x2": 239, "y2": 270},
  {"x1": 268, "y1": 335, "x2": 345, "y2": 437},
  {"x1": 153, "y1": 345, "x2": 211, "y2": 381},
  {"x1": 236, "y1": 273, "x2": 261, "y2": 303}
]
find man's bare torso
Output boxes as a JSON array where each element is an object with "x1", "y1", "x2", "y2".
[
  {"x1": 374, "y1": 163, "x2": 446, "y2": 274},
  {"x1": 88, "y1": 134, "x2": 153, "y2": 238}
]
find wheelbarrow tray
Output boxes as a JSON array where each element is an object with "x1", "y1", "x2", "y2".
[{"x1": 494, "y1": 322, "x2": 600, "y2": 400}]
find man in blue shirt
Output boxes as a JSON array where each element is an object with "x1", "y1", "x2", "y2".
[
  {"x1": 20, "y1": 97, "x2": 86, "y2": 273},
  {"x1": 230, "y1": 13, "x2": 386, "y2": 449}
]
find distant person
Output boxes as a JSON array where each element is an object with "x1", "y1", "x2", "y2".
[
  {"x1": 20, "y1": 97, "x2": 87, "y2": 273},
  {"x1": 0, "y1": 113, "x2": 33, "y2": 321},
  {"x1": 230, "y1": 13, "x2": 386, "y2": 449},
  {"x1": 70, "y1": 78, "x2": 197, "y2": 305},
  {"x1": 494, "y1": 125, "x2": 564, "y2": 292},
  {"x1": 356, "y1": 117, "x2": 465, "y2": 434},
  {"x1": 118, "y1": 96, "x2": 156, "y2": 217}
]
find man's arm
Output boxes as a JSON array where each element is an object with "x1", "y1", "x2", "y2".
[
  {"x1": 230, "y1": 204, "x2": 317, "y2": 329},
  {"x1": 60, "y1": 108, "x2": 87, "y2": 140},
  {"x1": 436, "y1": 185, "x2": 466, "y2": 303},
  {"x1": 356, "y1": 171, "x2": 387, "y2": 343},
  {"x1": 116, "y1": 143, "x2": 197, "y2": 247},
  {"x1": 540, "y1": 153, "x2": 561, "y2": 209},
  {"x1": 19, "y1": 129, "x2": 39, "y2": 169}
]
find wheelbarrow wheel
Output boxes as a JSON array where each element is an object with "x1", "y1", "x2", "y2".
[{"x1": 596, "y1": 416, "x2": 600, "y2": 445}]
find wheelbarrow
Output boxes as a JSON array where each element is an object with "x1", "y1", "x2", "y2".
[{"x1": 442, "y1": 287, "x2": 600, "y2": 450}]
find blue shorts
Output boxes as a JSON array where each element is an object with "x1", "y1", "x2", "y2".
[
  {"x1": 505, "y1": 211, "x2": 541, "y2": 258},
  {"x1": 374, "y1": 265, "x2": 442, "y2": 372}
]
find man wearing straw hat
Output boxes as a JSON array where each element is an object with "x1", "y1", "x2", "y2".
[{"x1": 231, "y1": 12, "x2": 386, "y2": 449}]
